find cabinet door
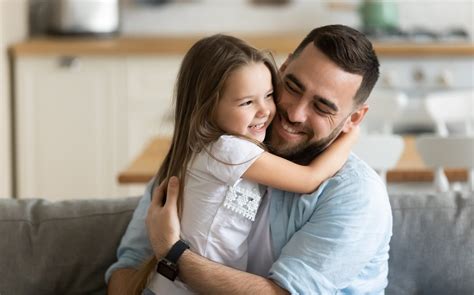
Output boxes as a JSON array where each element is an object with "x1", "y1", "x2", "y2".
[
  {"x1": 126, "y1": 55, "x2": 180, "y2": 161},
  {"x1": 124, "y1": 56, "x2": 182, "y2": 195},
  {"x1": 14, "y1": 56, "x2": 128, "y2": 199}
]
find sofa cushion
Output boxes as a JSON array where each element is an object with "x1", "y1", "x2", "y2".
[
  {"x1": 0, "y1": 197, "x2": 140, "y2": 295},
  {"x1": 2, "y1": 191, "x2": 473, "y2": 295},
  {"x1": 387, "y1": 190, "x2": 474, "y2": 295}
]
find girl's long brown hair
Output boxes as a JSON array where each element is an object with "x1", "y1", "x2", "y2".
[{"x1": 127, "y1": 34, "x2": 279, "y2": 294}]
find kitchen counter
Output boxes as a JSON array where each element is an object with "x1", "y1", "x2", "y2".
[{"x1": 11, "y1": 35, "x2": 474, "y2": 56}]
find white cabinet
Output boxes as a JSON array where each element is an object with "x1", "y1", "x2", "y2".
[
  {"x1": 125, "y1": 56, "x2": 180, "y2": 159},
  {"x1": 14, "y1": 56, "x2": 129, "y2": 199},
  {"x1": 374, "y1": 56, "x2": 474, "y2": 132},
  {"x1": 0, "y1": 0, "x2": 28, "y2": 198},
  {"x1": 378, "y1": 57, "x2": 474, "y2": 92},
  {"x1": 123, "y1": 55, "x2": 182, "y2": 196},
  {"x1": 14, "y1": 54, "x2": 183, "y2": 200}
]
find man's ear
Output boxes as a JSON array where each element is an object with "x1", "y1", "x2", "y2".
[
  {"x1": 342, "y1": 104, "x2": 369, "y2": 133},
  {"x1": 279, "y1": 53, "x2": 292, "y2": 73}
]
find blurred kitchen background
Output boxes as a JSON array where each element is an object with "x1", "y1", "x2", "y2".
[{"x1": 0, "y1": 0, "x2": 473, "y2": 199}]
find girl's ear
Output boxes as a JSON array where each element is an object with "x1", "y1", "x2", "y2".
[{"x1": 342, "y1": 104, "x2": 369, "y2": 133}]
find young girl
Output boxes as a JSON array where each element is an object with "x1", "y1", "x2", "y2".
[{"x1": 131, "y1": 34, "x2": 357, "y2": 294}]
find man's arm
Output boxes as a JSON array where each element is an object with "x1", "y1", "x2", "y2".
[
  {"x1": 147, "y1": 177, "x2": 289, "y2": 295},
  {"x1": 149, "y1": 169, "x2": 391, "y2": 294},
  {"x1": 106, "y1": 180, "x2": 156, "y2": 294},
  {"x1": 107, "y1": 268, "x2": 138, "y2": 295},
  {"x1": 180, "y1": 251, "x2": 287, "y2": 294}
]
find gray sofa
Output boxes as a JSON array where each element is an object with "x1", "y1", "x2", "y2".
[{"x1": 1, "y1": 191, "x2": 473, "y2": 295}]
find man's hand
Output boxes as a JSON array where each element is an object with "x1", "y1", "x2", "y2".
[
  {"x1": 145, "y1": 176, "x2": 288, "y2": 295},
  {"x1": 146, "y1": 176, "x2": 181, "y2": 258}
]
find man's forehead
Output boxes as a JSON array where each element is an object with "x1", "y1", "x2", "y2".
[
  {"x1": 289, "y1": 44, "x2": 321, "y2": 64},
  {"x1": 282, "y1": 47, "x2": 363, "y2": 112},
  {"x1": 288, "y1": 45, "x2": 353, "y2": 77}
]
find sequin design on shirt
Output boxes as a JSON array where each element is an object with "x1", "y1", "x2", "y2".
[{"x1": 223, "y1": 182, "x2": 262, "y2": 221}]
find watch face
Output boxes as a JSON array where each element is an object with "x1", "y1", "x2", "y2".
[{"x1": 157, "y1": 259, "x2": 178, "y2": 281}]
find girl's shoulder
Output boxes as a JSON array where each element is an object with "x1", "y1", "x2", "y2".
[
  {"x1": 198, "y1": 135, "x2": 264, "y2": 166},
  {"x1": 191, "y1": 135, "x2": 265, "y2": 186},
  {"x1": 212, "y1": 135, "x2": 263, "y2": 155}
]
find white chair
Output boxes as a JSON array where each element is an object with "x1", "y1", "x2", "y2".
[
  {"x1": 416, "y1": 135, "x2": 474, "y2": 192},
  {"x1": 353, "y1": 134, "x2": 405, "y2": 184},
  {"x1": 424, "y1": 89, "x2": 474, "y2": 136},
  {"x1": 363, "y1": 89, "x2": 408, "y2": 134}
]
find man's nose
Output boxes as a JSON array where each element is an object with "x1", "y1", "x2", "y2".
[{"x1": 286, "y1": 99, "x2": 307, "y2": 123}]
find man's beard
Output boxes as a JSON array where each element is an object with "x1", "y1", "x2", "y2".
[{"x1": 266, "y1": 117, "x2": 346, "y2": 165}]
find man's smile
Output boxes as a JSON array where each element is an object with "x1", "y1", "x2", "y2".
[{"x1": 273, "y1": 112, "x2": 311, "y2": 141}]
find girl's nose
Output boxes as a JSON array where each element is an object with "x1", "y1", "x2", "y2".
[{"x1": 256, "y1": 104, "x2": 271, "y2": 118}]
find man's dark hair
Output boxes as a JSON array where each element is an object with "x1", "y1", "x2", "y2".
[{"x1": 293, "y1": 24, "x2": 380, "y2": 106}]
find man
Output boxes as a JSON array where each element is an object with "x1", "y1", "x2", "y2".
[{"x1": 107, "y1": 24, "x2": 392, "y2": 294}]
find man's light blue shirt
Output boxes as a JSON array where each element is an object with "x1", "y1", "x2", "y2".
[{"x1": 106, "y1": 153, "x2": 392, "y2": 294}]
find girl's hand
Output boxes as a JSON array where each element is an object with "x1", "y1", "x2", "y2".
[
  {"x1": 307, "y1": 125, "x2": 360, "y2": 188},
  {"x1": 146, "y1": 176, "x2": 181, "y2": 258},
  {"x1": 338, "y1": 124, "x2": 360, "y2": 145}
]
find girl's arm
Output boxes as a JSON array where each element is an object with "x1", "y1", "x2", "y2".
[{"x1": 243, "y1": 127, "x2": 359, "y2": 193}]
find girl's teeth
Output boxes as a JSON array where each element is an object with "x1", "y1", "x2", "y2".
[{"x1": 250, "y1": 123, "x2": 264, "y2": 129}]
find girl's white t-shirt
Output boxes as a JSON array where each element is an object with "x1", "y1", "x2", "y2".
[{"x1": 148, "y1": 135, "x2": 265, "y2": 294}]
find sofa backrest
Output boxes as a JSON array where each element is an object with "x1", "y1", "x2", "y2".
[
  {"x1": 387, "y1": 190, "x2": 474, "y2": 294},
  {"x1": 0, "y1": 197, "x2": 140, "y2": 295},
  {"x1": 1, "y1": 191, "x2": 473, "y2": 295}
]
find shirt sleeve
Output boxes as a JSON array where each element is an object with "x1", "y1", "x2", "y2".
[
  {"x1": 268, "y1": 172, "x2": 392, "y2": 294},
  {"x1": 105, "y1": 180, "x2": 155, "y2": 283},
  {"x1": 205, "y1": 135, "x2": 264, "y2": 185}
]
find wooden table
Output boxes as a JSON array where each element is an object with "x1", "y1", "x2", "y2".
[{"x1": 117, "y1": 136, "x2": 468, "y2": 184}]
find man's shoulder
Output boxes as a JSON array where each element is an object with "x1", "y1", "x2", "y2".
[
  {"x1": 270, "y1": 153, "x2": 389, "y2": 211},
  {"x1": 316, "y1": 153, "x2": 391, "y2": 212},
  {"x1": 303, "y1": 153, "x2": 389, "y2": 207},
  {"x1": 337, "y1": 152, "x2": 381, "y2": 182}
]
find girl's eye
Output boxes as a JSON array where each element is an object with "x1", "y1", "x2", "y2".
[
  {"x1": 239, "y1": 100, "x2": 252, "y2": 107},
  {"x1": 266, "y1": 92, "x2": 274, "y2": 99}
]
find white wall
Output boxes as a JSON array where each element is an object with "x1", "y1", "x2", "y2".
[
  {"x1": 398, "y1": 0, "x2": 473, "y2": 34},
  {"x1": 122, "y1": 0, "x2": 359, "y2": 35},
  {"x1": 0, "y1": 0, "x2": 29, "y2": 198},
  {"x1": 122, "y1": 0, "x2": 473, "y2": 38}
]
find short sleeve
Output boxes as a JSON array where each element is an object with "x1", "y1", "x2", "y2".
[{"x1": 204, "y1": 135, "x2": 264, "y2": 185}]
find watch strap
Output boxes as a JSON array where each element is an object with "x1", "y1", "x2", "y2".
[{"x1": 165, "y1": 240, "x2": 190, "y2": 263}]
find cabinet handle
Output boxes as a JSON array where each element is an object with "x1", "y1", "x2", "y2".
[
  {"x1": 436, "y1": 70, "x2": 454, "y2": 88},
  {"x1": 58, "y1": 56, "x2": 80, "y2": 69},
  {"x1": 412, "y1": 68, "x2": 425, "y2": 83}
]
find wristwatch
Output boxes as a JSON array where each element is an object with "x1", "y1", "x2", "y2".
[{"x1": 156, "y1": 240, "x2": 190, "y2": 281}]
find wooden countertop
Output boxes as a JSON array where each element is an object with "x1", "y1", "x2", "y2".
[
  {"x1": 117, "y1": 136, "x2": 468, "y2": 184},
  {"x1": 11, "y1": 35, "x2": 474, "y2": 57}
]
